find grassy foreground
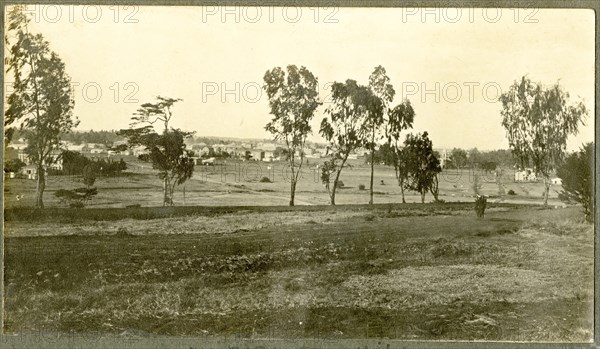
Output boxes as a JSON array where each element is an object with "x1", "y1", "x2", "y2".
[{"x1": 3, "y1": 204, "x2": 593, "y2": 341}]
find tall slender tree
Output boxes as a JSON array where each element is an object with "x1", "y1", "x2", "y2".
[
  {"x1": 320, "y1": 80, "x2": 382, "y2": 205},
  {"x1": 263, "y1": 65, "x2": 320, "y2": 206},
  {"x1": 5, "y1": 5, "x2": 77, "y2": 208},
  {"x1": 386, "y1": 100, "x2": 415, "y2": 203},
  {"x1": 367, "y1": 66, "x2": 395, "y2": 204},
  {"x1": 499, "y1": 76, "x2": 588, "y2": 205}
]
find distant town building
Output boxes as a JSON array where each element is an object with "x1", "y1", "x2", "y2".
[
  {"x1": 262, "y1": 151, "x2": 274, "y2": 162},
  {"x1": 435, "y1": 148, "x2": 449, "y2": 168},
  {"x1": 17, "y1": 149, "x2": 62, "y2": 170},
  {"x1": 22, "y1": 164, "x2": 37, "y2": 180},
  {"x1": 90, "y1": 148, "x2": 107, "y2": 154},
  {"x1": 198, "y1": 146, "x2": 211, "y2": 157},
  {"x1": 514, "y1": 168, "x2": 537, "y2": 182},
  {"x1": 132, "y1": 145, "x2": 148, "y2": 156},
  {"x1": 10, "y1": 139, "x2": 28, "y2": 150},
  {"x1": 250, "y1": 150, "x2": 263, "y2": 161}
]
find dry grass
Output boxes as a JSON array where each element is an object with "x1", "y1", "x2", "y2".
[{"x1": 4, "y1": 206, "x2": 593, "y2": 341}]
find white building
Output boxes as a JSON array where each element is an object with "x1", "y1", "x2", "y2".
[
  {"x1": 514, "y1": 168, "x2": 537, "y2": 182},
  {"x1": 198, "y1": 146, "x2": 211, "y2": 157},
  {"x1": 262, "y1": 151, "x2": 274, "y2": 162},
  {"x1": 132, "y1": 145, "x2": 148, "y2": 156},
  {"x1": 90, "y1": 148, "x2": 107, "y2": 154}
]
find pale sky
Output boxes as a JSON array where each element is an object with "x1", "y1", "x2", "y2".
[{"x1": 5, "y1": 5, "x2": 595, "y2": 150}]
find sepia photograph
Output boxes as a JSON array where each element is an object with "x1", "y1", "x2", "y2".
[{"x1": 2, "y1": 2, "x2": 597, "y2": 347}]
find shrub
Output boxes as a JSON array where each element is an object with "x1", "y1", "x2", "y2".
[
  {"x1": 69, "y1": 201, "x2": 85, "y2": 209},
  {"x1": 336, "y1": 180, "x2": 344, "y2": 188},
  {"x1": 55, "y1": 187, "x2": 98, "y2": 208},
  {"x1": 259, "y1": 176, "x2": 272, "y2": 183},
  {"x1": 557, "y1": 142, "x2": 593, "y2": 222},
  {"x1": 474, "y1": 195, "x2": 487, "y2": 218},
  {"x1": 358, "y1": 184, "x2": 366, "y2": 191},
  {"x1": 507, "y1": 189, "x2": 516, "y2": 195},
  {"x1": 4, "y1": 158, "x2": 26, "y2": 173},
  {"x1": 116, "y1": 227, "x2": 130, "y2": 236},
  {"x1": 430, "y1": 239, "x2": 473, "y2": 258}
]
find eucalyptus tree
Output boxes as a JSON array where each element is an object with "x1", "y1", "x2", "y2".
[
  {"x1": 386, "y1": 100, "x2": 415, "y2": 203},
  {"x1": 5, "y1": 5, "x2": 77, "y2": 208},
  {"x1": 320, "y1": 80, "x2": 382, "y2": 205},
  {"x1": 499, "y1": 76, "x2": 588, "y2": 205},
  {"x1": 263, "y1": 65, "x2": 320, "y2": 206},
  {"x1": 367, "y1": 66, "x2": 395, "y2": 204}
]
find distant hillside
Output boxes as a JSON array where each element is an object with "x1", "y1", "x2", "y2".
[
  {"x1": 8, "y1": 129, "x2": 123, "y2": 146},
  {"x1": 60, "y1": 130, "x2": 125, "y2": 146}
]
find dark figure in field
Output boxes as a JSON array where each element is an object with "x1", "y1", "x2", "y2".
[{"x1": 475, "y1": 195, "x2": 487, "y2": 218}]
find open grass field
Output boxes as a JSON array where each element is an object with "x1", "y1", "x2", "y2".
[
  {"x1": 3, "y1": 203, "x2": 593, "y2": 341},
  {"x1": 4, "y1": 159, "x2": 565, "y2": 208}
]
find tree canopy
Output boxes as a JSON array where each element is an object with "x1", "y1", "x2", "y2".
[
  {"x1": 263, "y1": 65, "x2": 320, "y2": 206},
  {"x1": 385, "y1": 99, "x2": 415, "y2": 203},
  {"x1": 403, "y1": 132, "x2": 442, "y2": 203},
  {"x1": 5, "y1": 5, "x2": 77, "y2": 208},
  {"x1": 366, "y1": 65, "x2": 395, "y2": 204},
  {"x1": 557, "y1": 143, "x2": 594, "y2": 222},
  {"x1": 118, "y1": 97, "x2": 194, "y2": 206},
  {"x1": 500, "y1": 76, "x2": 588, "y2": 205},
  {"x1": 320, "y1": 79, "x2": 382, "y2": 205}
]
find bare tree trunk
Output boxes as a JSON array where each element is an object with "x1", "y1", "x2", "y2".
[
  {"x1": 330, "y1": 157, "x2": 348, "y2": 206},
  {"x1": 543, "y1": 175, "x2": 550, "y2": 206},
  {"x1": 288, "y1": 153, "x2": 300, "y2": 206},
  {"x1": 163, "y1": 176, "x2": 169, "y2": 206},
  {"x1": 369, "y1": 129, "x2": 375, "y2": 205},
  {"x1": 330, "y1": 183, "x2": 336, "y2": 205},
  {"x1": 397, "y1": 177, "x2": 406, "y2": 203},
  {"x1": 430, "y1": 175, "x2": 440, "y2": 202},
  {"x1": 289, "y1": 179, "x2": 296, "y2": 206},
  {"x1": 420, "y1": 190, "x2": 426, "y2": 203},
  {"x1": 331, "y1": 170, "x2": 343, "y2": 206},
  {"x1": 169, "y1": 180, "x2": 177, "y2": 206},
  {"x1": 35, "y1": 163, "x2": 45, "y2": 209}
]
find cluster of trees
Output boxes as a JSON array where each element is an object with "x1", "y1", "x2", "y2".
[
  {"x1": 3, "y1": 4, "x2": 592, "y2": 218},
  {"x1": 59, "y1": 150, "x2": 127, "y2": 177},
  {"x1": 8, "y1": 129, "x2": 124, "y2": 147},
  {"x1": 60, "y1": 130, "x2": 124, "y2": 146},
  {"x1": 263, "y1": 65, "x2": 444, "y2": 206},
  {"x1": 445, "y1": 148, "x2": 513, "y2": 171}
]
